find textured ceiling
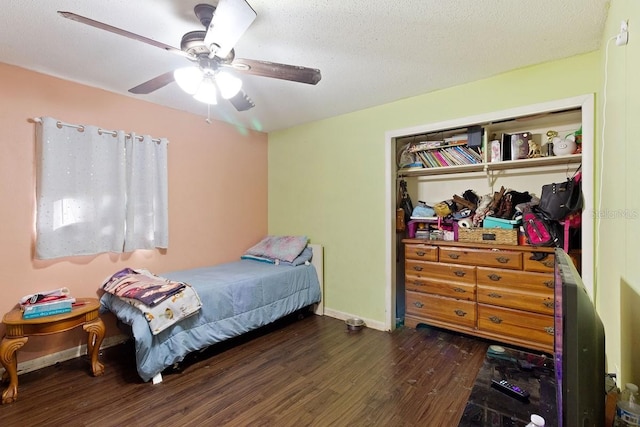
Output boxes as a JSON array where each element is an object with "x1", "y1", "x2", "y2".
[{"x1": 0, "y1": 1, "x2": 609, "y2": 132}]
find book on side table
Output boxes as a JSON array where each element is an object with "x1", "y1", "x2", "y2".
[
  {"x1": 19, "y1": 288, "x2": 76, "y2": 319},
  {"x1": 21, "y1": 297, "x2": 76, "y2": 319}
]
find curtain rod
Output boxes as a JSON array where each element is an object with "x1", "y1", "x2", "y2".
[{"x1": 32, "y1": 117, "x2": 166, "y2": 144}]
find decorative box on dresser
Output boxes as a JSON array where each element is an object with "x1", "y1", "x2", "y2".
[{"x1": 403, "y1": 239, "x2": 564, "y2": 353}]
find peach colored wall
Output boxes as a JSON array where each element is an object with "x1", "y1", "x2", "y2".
[{"x1": 0, "y1": 62, "x2": 268, "y2": 362}]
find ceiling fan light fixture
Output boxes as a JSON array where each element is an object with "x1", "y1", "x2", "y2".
[
  {"x1": 215, "y1": 71, "x2": 242, "y2": 99},
  {"x1": 193, "y1": 77, "x2": 218, "y2": 104},
  {"x1": 174, "y1": 67, "x2": 204, "y2": 95}
]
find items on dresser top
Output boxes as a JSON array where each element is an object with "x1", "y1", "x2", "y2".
[{"x1": 403, "y1": 239, "x2": 568, "y2": 353}]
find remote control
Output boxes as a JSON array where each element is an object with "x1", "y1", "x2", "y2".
[{"x1": 491, "y1": 379, "x2": 530, "y2": 401}]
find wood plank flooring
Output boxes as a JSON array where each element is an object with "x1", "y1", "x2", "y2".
[{"x1": 0, "y1": 314, "x2": 488, "y2": 427}]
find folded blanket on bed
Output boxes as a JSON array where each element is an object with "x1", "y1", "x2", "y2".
[
  {"x1": 102, "y1": 267, "x2": 186, "y2": 306},
  {"x1": 117, "y1": 287, "x2": 202, "y2": 335},
  {"x1": 101, "y1": 268, "x2": 202, "y2": 335}
]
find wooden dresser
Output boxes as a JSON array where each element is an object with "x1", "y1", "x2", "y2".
[{"x1": 403, "y1": 239, "x2": 564, "y2": 353}]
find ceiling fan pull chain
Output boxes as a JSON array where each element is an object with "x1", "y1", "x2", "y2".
[{"x1": 206, "y1": 103, "x2": 212, "y2": 124}]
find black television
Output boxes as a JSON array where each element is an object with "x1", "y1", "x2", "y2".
[{"x1": 554, "y1": 248, "x2": 605, "y2": 427}]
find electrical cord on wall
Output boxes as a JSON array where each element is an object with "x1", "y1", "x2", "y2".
[{"x1": 595, "y1": 34, "x2": 619, "y2": 304}]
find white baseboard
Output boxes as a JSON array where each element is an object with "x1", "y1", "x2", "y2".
[
  {"x1": 0, "y1": 334, "x2": 129, "y2": 377},
  {"x1": 322, "y1": 307, "x2": 388, "y2": 331}
]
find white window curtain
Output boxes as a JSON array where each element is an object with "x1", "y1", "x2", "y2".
[
  {"x1": 35, "y1": 117, "x2": 168, "y2": 259},
  {"x1": 124, "y1": 132, "x2": 169, "y2": 251}
]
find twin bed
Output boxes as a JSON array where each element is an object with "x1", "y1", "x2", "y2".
[{"x1": 100, "y1": 242, "x2": 323, "y2": 383}]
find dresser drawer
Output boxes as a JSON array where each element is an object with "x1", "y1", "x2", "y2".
[
  {"x1": 476, "y1": 285, "x2": 554, "y2": 315},
  {"x1": 406, "y1": 291, "x2": 476, "y2": 328},
  {"x1": 405, "y1": 275, "x2": 475, "y2": 300},
  {"x1": 405, "y1": 244, "x2": 438, "y2": 262},
  {"x1": 405, "y1": 260, "x2": 476, "y2": 284},
  {"x1": 439, "y1": 246, "x2": 523, "y2": 270},
  {"x1": 477, "y1": 304, "x2": 554, "y2": 347},
  {"x1": 477, "y1": 267, "x2": 555, "y2": 294},
  {"x1": 523, "y1": 253, "x2": 555, "y2": 273}
]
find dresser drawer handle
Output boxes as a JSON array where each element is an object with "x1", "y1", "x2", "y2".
[
  {"x1": 487, "y1": 273, "x2": 502, "y2": 281},
  {"x1": 453, "y1": 270, "x2": 466, "y2": 277},
  {"x1": 489, "y1": 316, "x2": 502, "y2": 324},
  {"x1": 416, "y1": 251, "x2": 427, "y2": 257},
  {"x1": 543, "y1": 260, "x2": 554, "y2": 268},
  {"x1": 413, "y1": 301, "x2": 424, "y2": 308},
  {"x1": 413, "y1": 266, "x2": 424, "y2": 272},
  {"x1": 453, "y1": 287, "x2": 466, "y2": 293},
  {"x1": 448, "y1": 253, "x2": 460, "y2": 260},
  {"x1": 454, "y1": 309, "x2": 467, "y2": 317},
  {"x1": 543, "y1": 301, "x2": 554, "y2": 309},
  {"x1": 488, "y1": 293, "x2": 502, "y2": 299},
  {"x1": 544, "y1": 326, "x2": 555, "y2": 335},
  {"x1": 495, "y1": 256, "x2": 510, "y2": 264},
  {"x1": 544, "y1": 280, "x2": 554, "y2": 288}
]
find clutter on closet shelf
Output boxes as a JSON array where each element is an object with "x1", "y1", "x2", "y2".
[{"x1": 402, "y1": 165, "x2": 583, "y2": 252}]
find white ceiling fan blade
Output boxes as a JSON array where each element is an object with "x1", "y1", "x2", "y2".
[{"x1": 203, "y1": 0, "x2": 257, "y2": 59}]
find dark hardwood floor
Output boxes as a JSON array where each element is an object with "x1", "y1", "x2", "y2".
[{"x1": 0, "y1": 314, "x2": 488, "y2": 427}]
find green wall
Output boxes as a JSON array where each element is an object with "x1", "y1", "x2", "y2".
[{"x1": 597, "y1": 0, "x2": 640, "y2": 385}]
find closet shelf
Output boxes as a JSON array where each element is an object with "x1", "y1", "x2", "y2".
[{"x1": 398, "y1": 153, "x2": 582, "y2": 177}]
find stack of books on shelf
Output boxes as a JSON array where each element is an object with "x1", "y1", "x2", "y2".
[
  {"x1": 19, "y1": 288, "x2": 76, "y2": 319},
  {"x1": 410, "y1": 141, "x2": 483, "y2": 168}
]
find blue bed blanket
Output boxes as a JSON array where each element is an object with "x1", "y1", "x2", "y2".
[{"x1": 100, "y1": 259, "x2": 322, "y2": 382}]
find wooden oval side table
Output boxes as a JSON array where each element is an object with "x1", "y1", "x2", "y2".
[{"x1": 0, "y1": 297, "x2": 105, "y2": 404}]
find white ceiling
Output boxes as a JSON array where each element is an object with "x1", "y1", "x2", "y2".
[{"x1": 0, "y1": 1, "x2": 609, "y2": 132}]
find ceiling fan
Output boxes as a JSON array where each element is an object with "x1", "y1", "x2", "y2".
[{"x1": 58, "y1": 0, "x2": 322, "y2": 111}]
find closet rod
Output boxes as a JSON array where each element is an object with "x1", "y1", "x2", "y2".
[{"x1": 32, "y1": 117, "x2": 165, "y2": 143}]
